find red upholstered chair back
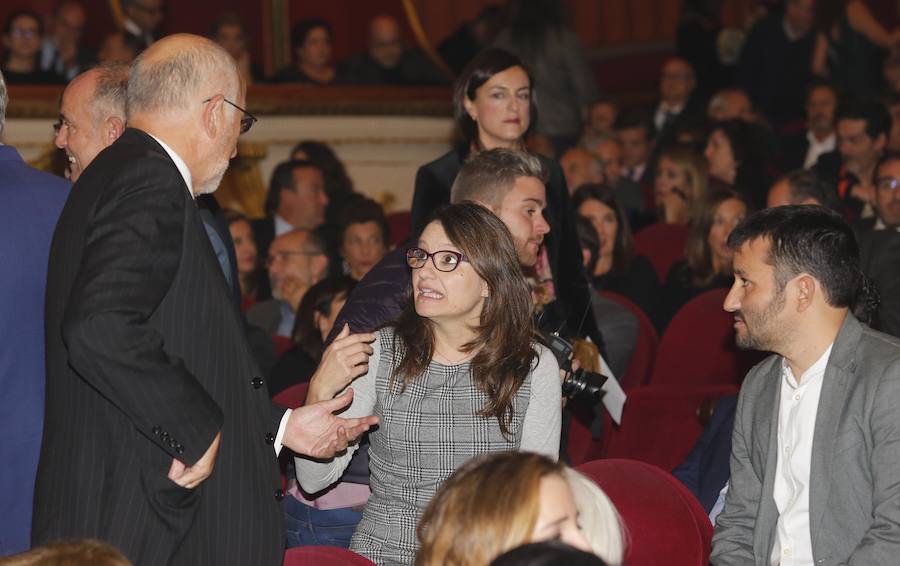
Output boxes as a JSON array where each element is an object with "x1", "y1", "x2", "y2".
[
  {"x1": 600, "y1": 384, "x2": 740, "y2": 471},
  {"x1": 387, "y1": 211, "x2": 411, "y2": 247},
  {"x1": 600, "y1": 291, "x2": 659, "y2": 388},
  {"x1": 575, "y1": 459, "x2": 712, "y2": 566},
  {"x1": 283, "y1": 546, "x2": 375, "y2": 566},
  {"x1": 650, "y1": 289, "x2": 764, "y2": 387},
  {"x1": 633, "y1": 223, "x2": 689, "y2": 281},
  {"x1": 272, "y1": 382, "x2": 310, "y2": 409},
  {"x1": 272, "y1": 335, "x2": 294, "y2": 358}
]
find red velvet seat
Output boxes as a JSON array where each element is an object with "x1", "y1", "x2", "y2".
[
  {"x1": 598, "y1": 384, "x2": 739, "y2": 471},
  {"x1": 600, "y1": 291, "x2": 658, "y2": 389},
  {"x1": 386, "y1": 211, "x2": 411, "y2": 247},
  {"x1": 272, "y1": 382, "x2": 310, "y2": 409},
  {"x1": 272, "y1": 335, "x2": 294, "y2": 358},
  {"x1": 650, "y1": 288, "x2": 764, "y2": 387},
  {"x1": 283, "y1": 546, "x2": 375, "y2": 566},
  {"x1": 633, "y1": 223, "x2": 689, "y2": 282},
  {"x1": 576, "y1": 459, "x2": 712, "y2": 566}
]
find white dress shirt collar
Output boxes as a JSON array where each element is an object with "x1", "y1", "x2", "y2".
[
  {"x1": 147, "y1": 133, "x2": 194, "y2": 199},
  {"x1": 274, "y1": 214, "x2": 295, "y2": 236},
  {"x1": 803, "y1": 130, "x2": 836, "y2": 169}
]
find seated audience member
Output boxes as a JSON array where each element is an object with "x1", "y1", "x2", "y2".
[
  {"x1": 2, "y1": 539, "x2": 131, "y2": 566},
  {"x1": 40, "y1": 1, "x2": 93, "y2": 82},
  {"x1": 490, "y1": 541, "x2": 608, "y2": 566},
  {"x1": 707, "y1": 88, "x2": 755, "y2": 122},
  {"x1": 814, "y1": 98, "x2": 891, "y2": 220},
  {"x1": 296, "y1": 204, "x2": 563, "y2": 564},
  {"x1": 246, "y1": 229, "x2": 328, "y2": 338},
  {"x1": 865, "y1": 151, "x2": 900, "y2": 232},
  {"x1": 560, "y1": 146, "x2": 603, "y2": 193},
  {"x1": 437, "y1": 4, "x2": 503, "y2": 74},
  {"x1": 120, "y1": 0, "x2": 163, "y2": 51},
  {"x1": 672, "y1": 395, "x2": 738, "y2": 515},
  {"x1": 273, "y1": 18, "x2": 335, "y2": 84},
  {"x1": 224, "y1": 210, "x2": 262, "y2": 310},
  {"x1": 777, "y1": 80, "x2": 838, "y2": 172},
  {"x1": 616, "y1": 110, "x2": 655, "y2": 186},
  {"x1": 574, "y1": 216, "x2": 639, "y2": 380},
  {"x1": 96, "y1": 32, "x2": 141, "y2": 64},
  {"x1": 338, "y1": 14, "x2": 445, "y2": 85},
  {"x1": 211, "y1": 13, "x2": 263, "y2": 84},
  {"x1": 656, "y1": 188, "x2": 749, "y2": 331},
  {"x1": 649, "y1": 57, "x2": 706, "y2": 160},
  {"x1": 416, "y1": 452, "x2": 623, "y2": 566},
  {"x1": 705, "y1": 119, "x2": 772, "y2": 209},
  {"x1": 2, "y1": 11, "x2": 64, "y2": 84},
  {"x1": 585, "y1": 96, "x2": 619, "y2": 139},
  {"x1": 573, "y1": 184, "x2": 659, "y2": 317},
  {"x1": 337, "y1": 198, "x2": 388, "y2": 281},
  {"x1": 712, "y1": 206, "x2": 892, "y2": 564},
  {"x1": 767, "y1": 169, "x2": 830, "y2": 208},
  {"x1": 654, "y1": 145, "x2": 709, "y2": 225},
  {"x1": 583, "y1": 133, "x2": 643, "y2": 216}
]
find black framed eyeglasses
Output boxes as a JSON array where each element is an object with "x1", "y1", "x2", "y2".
[
  {"x1": 876, "y1": 177, "x2": 900, "y2": 192},
  {"x1": 203, "y1": 97, "x2": 258, "y2": 135},
  {"x1": 406, "y1": 247, "x2": 469, "y2": 272}
]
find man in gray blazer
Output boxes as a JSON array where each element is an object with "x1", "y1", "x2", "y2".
[{"x1": 711, "y1": 205, "x2": 900, "y2": 565}]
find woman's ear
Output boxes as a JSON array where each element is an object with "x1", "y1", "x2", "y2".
[
  {"x1": 481, "y1": 280, "x2": 489, "y2": 298},
  {"x1": 463, "y1": 96, "x2": 477, "y2": 121}
]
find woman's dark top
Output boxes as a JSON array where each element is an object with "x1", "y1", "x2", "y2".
[
  {"x1": 270, "y1": 65, "x2": 334, "y2": 85},
  {"x1": 828, "y1": 7, "x2": 884, "y2": 100},
  {"x1": 1, "y1": 66, "x2": 64, "y2": 85},
  {"x1": 654, "y1": 259, "x2": 733, "y2": 333},
  {"x1": 593, "y1": 255, "x2": 659, "y2": 318},
  {"x1": 267, "y1": 346, "x2": 318, "y2": 398},
  {"x1": 410, "y1": 146, "x2": 602, "y2": 345}
]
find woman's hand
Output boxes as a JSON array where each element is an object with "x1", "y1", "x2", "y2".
[{"x1": 306, "y1": 324, "x2": 376, "y2": 404}]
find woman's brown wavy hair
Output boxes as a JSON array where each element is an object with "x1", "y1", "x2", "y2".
[{"x1": 387, "y1": 203, "x2": 537, "y2": 436}]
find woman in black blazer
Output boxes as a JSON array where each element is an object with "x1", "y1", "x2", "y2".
[{"x1": 410, "y1": 48, "x2": 599, "y2": 342}]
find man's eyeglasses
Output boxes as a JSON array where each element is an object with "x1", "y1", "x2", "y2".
[
  {"x1": 202, "y1": 97, "x2": 258, "y2": 135},
  {"x1": 876, "y1": 177, "x2": 900, "y2": 192},
  {"x1": 265, "y1": 250, "x2": 322, "y2": 268},
  {"x1": 406, "y1": 247, "x2": 469, "y2": 272},
  {"x1": 10, "y1": 28, "x2": 39, "y2": 40}
]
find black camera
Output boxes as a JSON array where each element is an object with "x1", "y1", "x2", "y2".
[{"x1": 542, "y1": 332, "x2": 608, "y2": 405}]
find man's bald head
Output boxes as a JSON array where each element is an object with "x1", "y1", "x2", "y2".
[
  {"x1": 368, "y1": 15, "x2": 402, "y2": 69},
  {"x1": 126, "y1": 33, "x2": 240, "y2": 120}
]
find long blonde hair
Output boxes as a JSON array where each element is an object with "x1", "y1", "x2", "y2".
[
  {"x1": 416, "y1": 452, "x2": 562, "y2": 566},
  {"x1": 564, "y1": 468, "x2": 628, "y2": 566}
]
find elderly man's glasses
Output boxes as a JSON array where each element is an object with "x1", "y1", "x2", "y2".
[
  {"x1": 877, "y1": 177, "x2": 900, "y2": 192},
  {"x1": 202, "y1": 97, "x2": 258, "y2": 135},
  {"x1": 406, "y1": 247, "x2": 469, "y2": 272}
]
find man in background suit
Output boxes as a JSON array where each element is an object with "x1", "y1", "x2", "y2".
[
  {"x1": 712, "y1": 206, "x2": 900, "y2": 564},
  {"x1": 0, "y1": 70, "x2": 70, "y2": 557},
  {"x1": 32, "y1": 34, "x2": 376, "y2": 566},
  {"x1": 777, "y1": 81, "x2": 838, "y2": 173}
]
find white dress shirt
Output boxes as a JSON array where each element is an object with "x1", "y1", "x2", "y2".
[
  {"x1": 803, "y1": 131, "x2": 836, "y2": 169},
  {"x1": 654, "y1": 103, "x2": 684, "y2": 132},
  {"x1": 148, "y1": 133, "x2": 292, "y2": 456},
  {"x1": 874, "y1": 218, "x2": 900, "y2": 232},
  {"x1": 770, "y1": 344, "x2": 833, "y2": 566},
  {"x1": 274, "y1": 213, "x2": 295, "y2": 236}
]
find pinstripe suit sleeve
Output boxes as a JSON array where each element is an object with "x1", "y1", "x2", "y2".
[{"x1": 61, "y1": 159, "x2": 223, "y2": 466}]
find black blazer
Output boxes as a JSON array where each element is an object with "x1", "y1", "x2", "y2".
[
  {"x1": 856, "y1": 225, "x2": 900, "y2": 339},
  {"x1": 410, "y1": 147, "x2": 602, "y2": 343},
  {"x1": 777, "y1": 130, "x2": 811, "y2": 173},
  {"x1": 33, "y1": 129, "x2": 286, "y2": 566}
]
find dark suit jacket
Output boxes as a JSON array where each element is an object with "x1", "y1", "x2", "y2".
[
  {"x1": 813, "y1": 150, "x2": 866, "y2": 220},
  {"x1": 673, "y1": 395, "x2": 737, "y2": 514},
  {"x1": 33, "y1": 129, "x2": 286, "y2": 566},
  {"x1": 408, "y1": 147, "x2": 602, "y2": 343},
  {"x1": 776, "y1": 129, "x2": 810, "y2": 173},
  {"x1": 856, "y1": 225, "x2": 900, "y2": 339},
  {"x1": 0, "y1": 146, "x2": 69, "y2": 556}
]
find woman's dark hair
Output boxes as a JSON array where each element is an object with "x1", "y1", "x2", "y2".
[
  {"x1": 575, "y1": 216, "x2": 600, "y2": 275},
  {"x1": 337, "y1": 197, "x2": 389, "y2": 245},
  {"x1": 708, "y1": 119, "x2": 770, "y2": 207},
  {"x1": 291, "y1": 18, "x2": 332, "y2": 50},
  {"x1": 571, "y1": 183, "x2": 635, "y2": 272},
  {"x1": 291, "y1": 276, "x2": 357, "y2": 360},
  {"x1": 686, "y1": 186, "x2": 749, "y2": 285},
  {"x1": 223, "y1": 208, "x2": 261, "y2": 296},
  {"x1": 453, "y1": 48, "x2": 537, "y2": 147},
  {"x1": 388, "y1": 203, "x2": 536, "y2": 436},
  {"x1": 3, "y1": 10, "x2": 42, "y2": 37},
  {"x1": 291, "y1": 140, "x2": 355, "y2": 199},
  {"x1": 507, "y1": 0, "x2": 564, "y2": 55},
  {"x1": 490, "y1": 541, "x2": 608, "y2": 566}
]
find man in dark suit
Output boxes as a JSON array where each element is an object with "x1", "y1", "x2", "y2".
[
  {"x1": 0, "y1": 71, "x2": 70, "y2": 557},
  {"x1": 649, "y1": 57, "x2": 706, "y2": 153},
  {"x1": 777, "y1": 80, "x2": 838, "y2": 173},
  {"x1": 32, "y1": 34, "x2": 376, "y2": 566},
  {"x1": 121, "y1": 0, "x2": 164, "y2": 52}
]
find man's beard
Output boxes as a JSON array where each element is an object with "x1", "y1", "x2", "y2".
[
  {"x1": 195, "y1": 157, "x2": 229, "y2": 196},
  {"x1": 734, "y1": 289, "x2": 786, "y2": 351}
]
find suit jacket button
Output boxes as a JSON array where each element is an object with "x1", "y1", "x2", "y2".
[
  {"x1": 161, "y1": 431, "x2": 170, "y2": 441},
  {"x1": 265, "y1": 433, "x2": 275, "y2": 445},
  {"x1": 274, "y1": 489, "x2": 285, "y2": 501},
  {"x1": 168, "y1": 438, "x2": 178, "y2": 448},
  {"x1": 251, "y1": 377, "x2": 264, "y2": 389},
  {"x1": 175, "y1": 444, "x2": 184, "y2": 455},
  {"x1": 152, "y1": 426, "x2": 161, "y2": 436}
]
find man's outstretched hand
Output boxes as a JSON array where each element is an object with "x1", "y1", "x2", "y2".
[{"x1": 282, "y1": 389, "x2": 378, "y2": 459}]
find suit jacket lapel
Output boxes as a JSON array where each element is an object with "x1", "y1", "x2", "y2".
[{"x1": 808, "y1": 314, "x2": 861, "y2": 549}]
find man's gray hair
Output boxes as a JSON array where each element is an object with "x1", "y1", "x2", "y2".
[
  {"x1": 126, "y1": 38, "x2": 239, "y2": 119},
  {"x1": 0, "y1": 69, "x2": 7, "y2": 136},
  {"x1": 90, "y1": 63, "x2": 129, "y2": 126},
  {"x1": 450, "y1": 148, "x2": 547, "y2": 209}
]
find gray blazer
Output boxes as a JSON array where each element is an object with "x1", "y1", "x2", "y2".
[{"x1": 711, "y1": 314, "x2": 900, "y2": 565}]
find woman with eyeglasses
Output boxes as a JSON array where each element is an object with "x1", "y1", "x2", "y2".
[
  {"x1": 2, "y1": 10, "x2": 65, "y2": 85},
  {"x1": 294, "y1": 203, "x2": 562, "y2": 565}
]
